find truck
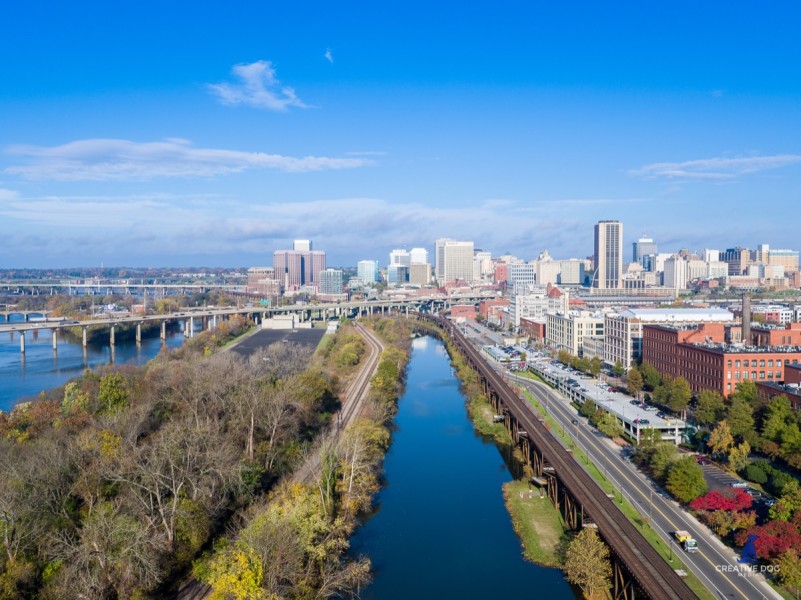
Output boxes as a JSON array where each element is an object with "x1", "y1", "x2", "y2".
[{"x1": 674, "y1": 530, "x2": 699, "y2": 553}]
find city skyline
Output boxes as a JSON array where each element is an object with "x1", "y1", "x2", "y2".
[{"x1": 2, "y1": 2, "x2": 801, "y2": 268}]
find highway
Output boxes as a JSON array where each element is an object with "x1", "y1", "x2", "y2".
[{"x1": 508, "y1": 370, "x2": 780, "y2": 600}]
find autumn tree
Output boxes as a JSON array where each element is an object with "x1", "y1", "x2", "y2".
[
  {"x1": 728, "y1": 441, "x2": 751, "y2": 472},
  {"x1": 708, "y1": 421, "x2": 734, "y2": 458},
  {"x1": 626, "y1": 367, "x2": 643, "y2": 396},
  {"x1": 564, "y1": 527, "x2": 611, "y2": 599}
]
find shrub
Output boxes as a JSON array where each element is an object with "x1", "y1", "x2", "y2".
[{"x1": 743, "y1": 463, "x2": 768, "y2": 485}]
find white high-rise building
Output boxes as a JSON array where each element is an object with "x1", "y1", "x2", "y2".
[
  {"x1": 389, "y1": 249, "x2": 411, "y2": 267},
  {"x1": 664, "y1": 256, "x2": 689, "y2": 290},
  {"x1": 293, "y1": 240, "x2": 312, "y2": 252},
  {"x1": 559, "y1": 259, "x2": 586, "y2": 285},
  {"x1": 436, "y1": 239, "x2": 475, "y2": 283},
  {"x1": 593, "y1": 220, "x2": 623, "y2": 289},
  {"x1": 318, "y1": 269, "x2": 343, "y2": 295},
  {"x1": 409, "y1": 247, "x2": 429, "y2": 265},
  {"x1": 357, "y1": 260, "x2": 379, "y2": 285},
  {"x1": 473, "y1": 250, "x2": 493, "y2": 282}
]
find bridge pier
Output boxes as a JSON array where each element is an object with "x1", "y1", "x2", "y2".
[
  {"x1": 160, "y1": 321, "x2": 166, "y2": 341},
  {"x1": 52, "y1": 328, "x2": 58, "y2": 351},
  {"x1": 20, "y1": 331, "x2": 25, "y2": 353},
  {"x1": 82, "y1": 326, "x2": 88, "y2": 347},
  {"x1": 136, "y1": 323, "x2": 142, "y2": 344},
  {"x1": 110, "y1": 325, "x2": 115, "y2": 346},
  {"x1": 612, "y1": 556, "x2": 637, "y2": 600}
]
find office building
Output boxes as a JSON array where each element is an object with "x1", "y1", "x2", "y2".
[
  {"x1": 293, "y1": 240, "x2": 312, "y2": 252},
  {"x1": 409, "y1": 262, "x2": 432, "y2": 286},
  {"x1": 593, "y1": 220, "x2": 623, "y2": 289},
  {"x1": 273, "y1": 244, "x2": 326, "y2": 291},
  {"x1": 546, "y1": 310, "x2": 605, "y2": 357},
  {"x1": 436, "y1": 239, "x2": 475, "y2": 283},
  {"x1": 633, "y1": 236, "x2": 657, "y2": 266},
  {"x1": 388, "y1": 264, "x2": 409, "y2": 285},
  {"x1": 409, "y1": 247, "x2": 429, "y2": 265},
  {"x1": 357, "y1": 260, "x2": 380, "y2": 285},
  {"x1": 318, "y1": 269, "x2": 343, "y2": 295}
]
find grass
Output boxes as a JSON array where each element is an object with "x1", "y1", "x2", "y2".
[
  {"x1": 504, "y1": 480, "x2": 569, "y2": 568},
  {"x1": 466, "y1": 394, "x2": 511, "y2": 447},
  {"x1": 519, "y1": 387, "x2": 716, "y2": 600}
]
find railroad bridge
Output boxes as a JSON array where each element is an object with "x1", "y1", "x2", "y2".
[{"x1": 428, "y1": 315, "x2": 696, "y2": 600}]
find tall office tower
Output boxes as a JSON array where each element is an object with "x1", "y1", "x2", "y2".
[
  {"x1": 721, "y1": 247, "x2": 751, "y2": 276},
  {"x1": 409, "y1": 262, "x2": 432, "y2": 286},
  {"x1": 357, "y1": 260, "x2": 380, "y2": 284},
  {"x1": 441, "y1": 240, "x2": 475, "y2": 283},
  {"x1": 304, "y1": 251, "x2": 326, "y2": 285},
  {"x1": 593, "y1": 220, "x2": 623, "y2": 289},
  {"x1": 273, "y1": 251, "x2": 304, "y2": 289},
  {"x1": 389, "y1": 248, "x2": 411, "y2": 266},
  {"x1": 633, "y1": 236, "x2": 657, "y2": 265},
  {"x1": 293, "y1": 240, "x2": 312, "y2": 252},
  {"x1": 318, "y1": 269, "x2": 343, "y2": 295},
  {"x1": 473, "y1": 250, "x2": 493, "y2": 281},
  {"x1": 435, "y1": 238, "x2": 453, "y2": 280}
]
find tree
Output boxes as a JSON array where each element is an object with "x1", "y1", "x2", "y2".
[
  {"x1": 649, "y1": 443, "x2": 678, "y2": 480},
  {"x1": 640, "y1": 362, "x2": 662, "y2": 391},
  {"x1": 762, "y1": 394, "x2": 791, "y2": 442},
  {"x1": 726, "y1": 396, "x2": 755, "y2": 439},
  {"x1": 666, "y1": 457, "x2": 707, "y2": 503},
  {"x1": 611, "y1": 360, "x2": 625, "y2": 377},
  {"x1": 626, "y1": 367, "x2": 643, "y2": 396},
  {"x1": 695, "y1": 390, "x2": 725, "y2": 427},
  {"x1": 595, "y1": 412, "x2": 623, "y2": 438},
  {"x1": 589, "y1": 357, "x2": 602, "y2": 378},
  {"x1": 564, "y1": 527, "x2": 611, "y2": 599},
  {"x1": 777, "y1": 549, "x2": 801, "y2": 597},
  {"x1": 97, "y1": 372, "x2": 129, "y2": 413},
  {"x1": 728, "y1": 441, "x2": 751, "y2": 472},
  {"x1": 769, "y1": 480, "x2": 801, "y2": 522},
  {"x1": 580, "y1": 399, "x2": 598, "y2": 419},
  {"x1": 708, "y1": 421, "x2": 734, "y2": 457},
  {"x1": 666, "y1": 377, "x2": 691, "y2": 413}
]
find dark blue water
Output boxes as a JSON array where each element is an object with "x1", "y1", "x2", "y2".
[
  {"x1": 351, "y1": 336, "x2": 575, "y2": 599},
  {"x1": 0, "y1": 314, "x2": 187, "y2": 411}
]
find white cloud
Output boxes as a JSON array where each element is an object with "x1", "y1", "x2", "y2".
[
  {"x1": 630, "y1": 154, "x2": 801, "y2": 181},
  {"x1": 0, "y1": 188, "x2": 20, "y2": 201},
  {"x1": 4, "y1": 138, "x2": 373, "y2": 181},
  {"x1": 207, "y1": 60, "x2": 308, "y2": 111},
  {"x1": 324, "y1": 49, "x2": 334, "y2": 64}
]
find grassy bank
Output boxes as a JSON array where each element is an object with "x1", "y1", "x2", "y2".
[{"x1": 504, "y1": 480, "x2": 568, "y2": 568}]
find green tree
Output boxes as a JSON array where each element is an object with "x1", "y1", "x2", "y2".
[
  {"x1": 769, "y1": 480, "x2": 801, "y2": 522},
  {"x1": 695, "y1": 390, "x2": 725, "y2": 427},
  {"x1": 732, "y1": 380, "x2": 758, "y2": 408},
  {"x1": 611, "y1": 360, "x2": 625, "y2": 377},
  {"x1": 650, "y1": 443, "x2": 678, "y2": 480},
  {"x1": 640, "y1": 362, "x2": 662, "y2": 391},
  {"x1": 580, "y1": 399, "x2": 598, "y2": 419},
  {"x1": 708, "y1": 421, "x2": 734, "y2": 457},
  {"x1": 589, "y1": 357, "x2": 602, "y2": 378},
  {"x1": 667, "y1": 377, "x2": 691, "y2": 413},
  {"x1": 98, "y1": 372, "x2": 129, "y2": 413},
  {"x1": 780, "y1": 423, "x2": 801, "y2": 456},
  {"x1": 626, "y1": 367, "x2": 643, "y2": 396},
  {"x1": 564, "y1": 528, "x2": 611, "y2": 599},
  {"x1": 595, "y1": 412, "x2": 623, "y2": 438},
  {"x1": 726, "y1": 396, "x2": 755, "y2": 439},
  {"x1": 666, "y1": 456, "x2": 707, "y2": 503},
  {"x1": 762, "y1": 394, "x2": 791, "y2": 442}
]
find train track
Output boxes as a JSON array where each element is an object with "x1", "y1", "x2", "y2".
[
  {"x1": 175, "y1": 322, "x2": 384, "y2": 600},
  {"x1": 440, "y1": 316, "x2": 697, "y2": 600}
]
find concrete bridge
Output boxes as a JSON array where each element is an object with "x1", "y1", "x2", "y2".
[
  {"x1": 0, "y1": 294, "x2": 496, "y2": 353},
  {"x1": 424, "y1": 314, "x2": 696, "y2": 600}
]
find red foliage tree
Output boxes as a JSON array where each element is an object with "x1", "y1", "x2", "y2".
[
  {"x1": 735, "y1": 520, "x2": 801, "y2": 560},
  {"x1": 690, "y1": 490, "x2": 753, "y2": 512}
]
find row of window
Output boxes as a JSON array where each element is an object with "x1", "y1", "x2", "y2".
[
  {"x1": 727, "y1": 358, "x2": 799, "y2": 368},
  {"x1": 728, "y1": 371, "x2": 777, "y2": 380}
]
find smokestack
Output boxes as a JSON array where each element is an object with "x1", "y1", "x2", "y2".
[{"x1": 742, "y1": 294, "x2": 751, "y2": 345}]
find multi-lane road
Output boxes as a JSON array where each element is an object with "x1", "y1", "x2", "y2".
[{"x1": 509, "y1": 368, "x2": 780, "y2": 600}]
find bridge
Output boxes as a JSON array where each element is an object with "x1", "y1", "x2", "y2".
[
  {"x1": 427, "y1": 314, "x2": 696, "y2": 600},
  {"x1": 0, "y1": 294, "x2": 497, "y2": 353}
]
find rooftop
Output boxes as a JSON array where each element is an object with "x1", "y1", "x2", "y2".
[
  {"x1": 617, "y1": 308, "x2": 733, "y2": 321},
  {"x1": 683, "y1": 342, "x2": 801, "y2": 355}
]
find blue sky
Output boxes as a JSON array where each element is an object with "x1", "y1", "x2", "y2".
[{"x1": 1, "y1": 1, "x2": 800, "y2": 268}]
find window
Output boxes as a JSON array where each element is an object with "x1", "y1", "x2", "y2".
[
  {"x1": 735, "y1": 360, "x2": 741, "y2": 368},
  {"x1": 728, "y1": 359, "x2": 732, "y2": 367},
  {"x1": 727, "y1": 383, "x2": 732, "y2": 392},
  {"x1": 768, "y1": 360, "x2": 774, "y2": 367},
  {"x1": 735, "y1": 371, "x2": 741, "y2": 380},
  {"x1": 760, "y1": 372, "x2": 766, "y2": 379},
  {"x1": 743, "y1": 371, "x2": 749, "y2": 379},
  {"x1": 752, "y1": 371, "x2": 757, "y2": 379},
  {"x1": 752, "y1": 360, "x2": 758, "y2": 367},
  {"x1": 760, "y1": 360, "x2": 766, "y2": 368},
  {"x1": 727, "y1": 371, "x2": 732, "y2": 379}
]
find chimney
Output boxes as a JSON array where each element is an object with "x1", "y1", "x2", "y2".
[{"x1": 742, "y1": 294, "x2": 751, "y2": 344}]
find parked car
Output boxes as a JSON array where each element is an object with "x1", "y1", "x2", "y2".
[
  {"x1": 728, "y1": 481, "x2": 749, "y2": 489},
  {"x1": 630, "y1": 399, "x2": 640, "y2": 406},
  {"x1": 695, "y1": 455, "x2": 711, "y2": 465}
]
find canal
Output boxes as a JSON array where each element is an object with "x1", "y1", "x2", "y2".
[
  {"x1": 350, "y1": 335, "x2": 576, "y2": 599},
  {"x1": 0, "y1": 315, "x2": 187, "y2": 412}
]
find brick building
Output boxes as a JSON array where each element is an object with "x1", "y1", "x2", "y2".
[{"x1": 643, "y1": 323, "x2": 801, "y2": 398}]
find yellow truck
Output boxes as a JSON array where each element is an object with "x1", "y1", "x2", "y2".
[{"x1": 674, "y1": 530, "x2": 699, "y2": 553}]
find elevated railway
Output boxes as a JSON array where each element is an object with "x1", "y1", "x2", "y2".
[{"x1": 431, "y1": 315, "x2": 697, "y2": 600}]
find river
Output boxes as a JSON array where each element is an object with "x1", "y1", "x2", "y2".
[
  {"x1": 0, "y1": 314, "x2": 187, "y2": 412},
  {"x1": 350, "y1": 335, "x2": 576, "y2": 599}
]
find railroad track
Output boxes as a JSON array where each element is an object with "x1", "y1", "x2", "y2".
[
  {"x1": 439, "y1": 316, "x2": 696, "y2": 600},
  {"x1": 176, "y1": 322, "x2": 384, "y2": 599}
]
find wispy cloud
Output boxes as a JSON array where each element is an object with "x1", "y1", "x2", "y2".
[
  {"x1": 324, "y1": 49, "x2": 334, "y2": 64},
  {"x1": 0, "y1": 188, "x2": 20, "y2": 201},
  {"x1": 4, "y1": 138, "x2": 373, "y2": 181},
  {"x1": 630, "y1": 154, "x2": 801, "y2": 181},
  {"x1": 207, "y1": 60, "x2": 308, "y2": 111}
]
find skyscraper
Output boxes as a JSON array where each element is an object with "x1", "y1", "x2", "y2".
[
  {"x1": 293, "y1": 240, "x2": 312, "y2": 252},
  {"x1": 593, "y1": 220, "x2": 623, "y2": 289},
  {"x1": 633, "y1": 236, "x2": 657, "y2": 265},
  {"x1": 319, "y1": 268, "x2": 343, "y2": 295},
  {"x1": 357, "y1": 260, "x2": 379, "y2": 284},
  {"x1": 273, "y1": 242, "x2": 326, "y2": 290},
  {"x1": 439, "y1": 240, "x2": 474, "y2": 283}
]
